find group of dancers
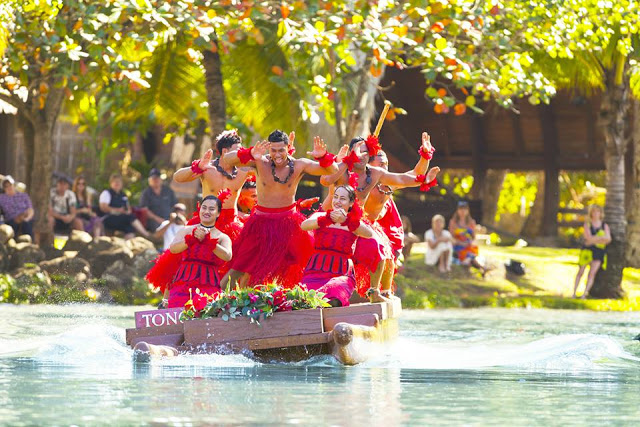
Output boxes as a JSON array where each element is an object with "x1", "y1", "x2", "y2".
[{"x1": 146, "y1": 128, "x2": 439, "y2": 309}]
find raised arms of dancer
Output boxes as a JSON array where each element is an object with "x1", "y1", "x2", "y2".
[
  {"x1": 174, "y1": 149, "x2": 216, "y2": 182},
  {"x1": 300, "y1": 136, "x2": 340, "y2": 176},
  {"x1": 378, "y1": 134, "x2": 439, "y2": 189},
  {"x1": 301, "y1": 211, "x2": 373, "y2": 238}
]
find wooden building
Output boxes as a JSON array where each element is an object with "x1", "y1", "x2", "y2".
[{"x1": 375, "y1": 67, "x2": 633, "y2": 236}]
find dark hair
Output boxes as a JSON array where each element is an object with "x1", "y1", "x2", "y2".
[
  {"x1": 242, "y1": 180, "x2": 257, "y2": 190},
  {"x1": 201, "y1": 195, "x2": 222, "y2": 212},
  {"x1": 334, "y1": 185, "x2": 357, "y2": 206},
  {"x1": 348, "y1": 137, "x2": 365, "y2": 151},
  {"x1": 268, "y1": 130, "x2": 289, "y2": 144},
  {"x1": 215, "y1": 130, "x2": 242, "y2": 154}
]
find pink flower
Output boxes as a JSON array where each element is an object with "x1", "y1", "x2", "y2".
[{"x1": 248, "y1": 293, "x2": 258, "y2": 303}]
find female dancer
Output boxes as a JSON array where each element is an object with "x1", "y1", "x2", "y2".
[
  {"x1": 300, "y1": 185, "x2": 373, "y2": 307},
  {"x1": 161, "y1": 195, "x2": 232, "y2": 308}
]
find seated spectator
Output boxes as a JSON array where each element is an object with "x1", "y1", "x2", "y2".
[
  {"x1": 48, "y1": 176, "x2": 78, "y2": 235},
  {"x1": 72, "y1": 176, "x2": 101, "y2": 237},
  {"x1": 139, "y1": 168, "x2": 177, "y2": 232},
  {"x1": 0, "y1": 175, "x2": 34, "y2": 239},
  {"x1": 237, "y1": 175, "x2": 257, "y2": 219},
  {"x1": 449, "y1": 201, "x2": 487, "y2": 276},
  {"x1": 425, "y1": 214, "x2": 453, "y2": 272},
  {"x1": 401, "y1": 215, "x2": 420, "y2": 260},
  {"x1": 153, "y1": 203, "x2": 187, "y2": 251},
  {"x1": 99, "y1": 173, "x2": 150, "y2": 240}
]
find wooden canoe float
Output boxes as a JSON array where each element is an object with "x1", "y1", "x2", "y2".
[{"x1": 126, "y1": 298, "x2": 402, "y2": 365}]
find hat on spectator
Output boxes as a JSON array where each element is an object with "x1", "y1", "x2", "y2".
[
  {"x1": 457, "y1": 200, "x2": 469, "y2": 208},
  {"x1": 2, "y1": 175, "x2": 15, "y2": 186},
  {"x1": 149, "y1": 168, "x2": 161, "y2": 178},
  {"x1": 172, "y1": 203, "x2": 187, "y2": 212}
]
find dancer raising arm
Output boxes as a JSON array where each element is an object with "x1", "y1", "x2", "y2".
[{"x1": 221, "y1": 130, "x2": 339, "y2": 288}]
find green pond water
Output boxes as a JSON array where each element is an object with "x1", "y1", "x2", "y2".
[{"x1": 1, "y1": 304, "x2": 639, "y2": 426}]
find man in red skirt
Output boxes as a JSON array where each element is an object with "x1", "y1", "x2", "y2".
[{"x1": 222, "y1": 130, "x2": 339, "y2": 288}]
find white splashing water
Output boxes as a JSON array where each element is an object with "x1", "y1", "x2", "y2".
[{"x1": 3, "y1": 323, "x2": 638, "y2": 375}]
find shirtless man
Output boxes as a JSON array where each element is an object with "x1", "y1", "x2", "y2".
[
  {"x1": 321, "y1": 132, "x2": 439, "y2": 302},
  {"x1": 173, "y1": 130, "x2": 249, "y2": 241},
  {"x1": 222, "y1": 129, "x2": 339, "y2": 287}
]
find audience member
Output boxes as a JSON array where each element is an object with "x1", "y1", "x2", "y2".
[
  {"x1": 153, "y1": 203, "x2": 187, "y2": 251},
  {"x1": 449, "y1": 201, "x2": 487, "y2": 276},
  {"x1": 72, "y1": 176, "x2": 101, "y2": 237},
  {"x1": 572, "y1": 204, "x2": 611, "y2": 298},
  {"x1": 401, "y1": 215, "x2": 419, "y2": 260},
  {"x1": 48, "y1": 176, "x2": 78, "y2": 235},
  {"x1": 0, "y1": 175, "x2": 34, "y2": 239},
  {"x1": 139, "y1": 168, "x2": 178, "y2": 232},
  {"x1": 99, "y1": 173, "x2": 150, "y2": 240},
  {"x1": 424, "y1": 214, "x2": 453, "y2": 272}
]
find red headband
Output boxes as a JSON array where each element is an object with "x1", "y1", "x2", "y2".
[{"x1": 365, "y1": 135, "x2": 381, "y2": 157}]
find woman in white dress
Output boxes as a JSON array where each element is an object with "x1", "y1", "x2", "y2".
[{"x1": 424, "y1": 214, "x2": 453, "y2": 272}]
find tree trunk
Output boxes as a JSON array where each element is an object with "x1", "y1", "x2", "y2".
[
  {"x1": 202, "y1": 45, "x2": 226, "y2": 145},
  {"x1": 625, "y1": 99, "x2": 640, "y2": 267},
  {"x1": 17, "y1": 112, "x2": 34, "y2": 190},
  {"x1": 30, "y1": 119, "x2": 54, "y2": 246},
  {"x1": 591, "y1": 71, "x2": 630, "y2": 298}
]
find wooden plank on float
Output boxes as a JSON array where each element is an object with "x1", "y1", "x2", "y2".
[
  {"x1": 125, "y1": 324, "x2": 184, "y2": 345},
  {"x1": 322, "y1": 302, "x2": 387, "y2": 321},
  {"x1": 183, "y1": 308, "x2": 324, "y2": 345}
]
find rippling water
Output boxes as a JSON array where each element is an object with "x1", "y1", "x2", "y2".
[{"x1": 1, "y1": 305, "x2": 639, "y2": 425}]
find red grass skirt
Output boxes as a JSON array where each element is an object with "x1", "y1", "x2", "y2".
[
  {"x1": 216, "y1": 208, "x2": 244, "y2": 276},
  {"x1": 353, "y1": 221, "x2": 394, "y2": 296},
  {"x1": 302, "y1": 252, "x2": 355, "y2": 306},
  {"x1": 229, "y1": 204, "x2": 313, "y2": 288}
]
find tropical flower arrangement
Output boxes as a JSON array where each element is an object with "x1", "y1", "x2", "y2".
[{"x1": 180, "y1": 284, "x2": 331, "y2": 325}]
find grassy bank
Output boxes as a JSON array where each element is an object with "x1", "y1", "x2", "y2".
[{"x1": 397, "y1": 243, "x2": 640, "y2": 311}]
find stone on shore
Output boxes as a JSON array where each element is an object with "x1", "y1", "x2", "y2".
[
  {"x1": 0, "y1": 224, "x2": 14, "y2": 245},
  {"x1": 39, "y1": 256, "x2": 92, "y2": 282},
  {"x1": 63, "y1": 230, "x2": 93, "y2": 252}
]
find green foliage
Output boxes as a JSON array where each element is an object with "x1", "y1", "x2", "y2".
[
  {"x1": 0, "y1": 273, "x2": 91, "y2": 304},
  {"x1": 438, "y1": 172, "x2": 474, "y2": 198},
  {"x1": 181, "y1": 284, "x2": 330, "y2": 325},
  {"x1": 495, "y1": 173, "x2": 538, "y2": 223}
]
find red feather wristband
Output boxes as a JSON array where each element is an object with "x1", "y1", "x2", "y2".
[
  {"x1": 419, "y1": 145, "x2": 436, "y2": 160},
  {"x1": 191, "y1": 159, "x2": 206, "y2": 175},
  {"x1": 314, "y1": 152, "x2": 336, "y2": 168},
  {"x1": 342, "y1": 151, "x2": 360, "y2": 172},
  {"x1": 415, "y1": 175, "x2": 438, "y2": 192},
  {"x1": 317, "y1": 212, "x2": 335, "y2": 228},
  {"x1": 237, "y1": 146, "x2": 254, "y2": 164}
]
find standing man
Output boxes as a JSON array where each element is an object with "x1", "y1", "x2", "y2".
[
  {"x1": 139, "y1": 168, "x2": 178, "y2": 233},
  {"x1": 174, "y1": 130, "x2": 251, "y2": 241},
  {"x1": 0, "y1": 176, "x2": 34, "y2": 239},
  {"x1": 222, "y1": 129, "x2": 339, "y2": 287}
]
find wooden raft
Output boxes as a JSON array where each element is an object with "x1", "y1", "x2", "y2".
[{"x1": 126, "y1": 298, "x2": 401, "y2": 363}]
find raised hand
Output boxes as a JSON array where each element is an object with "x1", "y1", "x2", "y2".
[
  {"x1": 252, "y1": 140, "x2": 269, "y2": 160},
  {"x1": 288, "y1": 131, "x2": 296, "y2": 145},
  {"x1": 426, "y1": 166, "x2": 440, "y2": 182},
  {"x1": 354, "y1": 141, "x2": 367, "y2": 161},
  {"x1": 307, "y1": 136, "x2": 328, "y2": 158},
  {"x1": 336, "y1": 144, "x2": 349, "y2": 162},
  {"x1": 421, "y1": 131, "x2": 434, "y2": 153},
  {"x1": 198, "y1": 149, "x2": 215, "y2": 171}
]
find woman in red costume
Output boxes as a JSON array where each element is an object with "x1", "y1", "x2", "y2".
[
  {"x1": 149, "y1": 195, "x2": 232, "y2": 308},
  {"x1": 300, "y1": 185, "x2": 373, "y2": 307}
]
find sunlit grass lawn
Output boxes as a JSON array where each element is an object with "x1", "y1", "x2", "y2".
[{"x1": 397, "y1": 243, "x2": 640, "y2": 311}]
